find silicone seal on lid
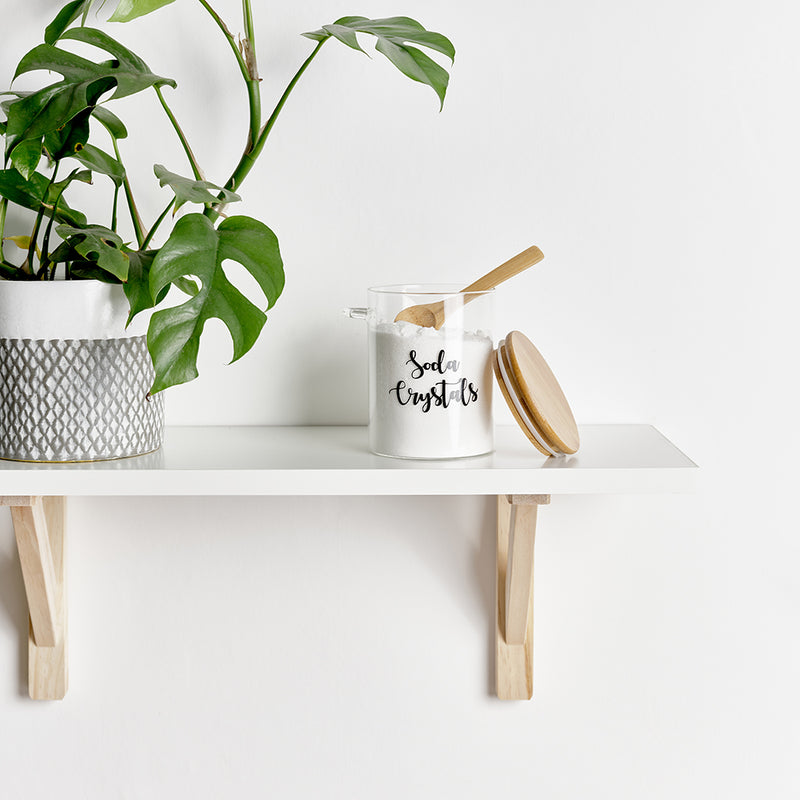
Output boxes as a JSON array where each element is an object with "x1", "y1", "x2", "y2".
[{"x1": 493, "y1": 331, "x2": 579, "y2": 456}]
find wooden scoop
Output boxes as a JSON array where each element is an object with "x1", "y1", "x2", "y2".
[{"x1": 393, "y1": 244, "x2": 544, "y2": 329}]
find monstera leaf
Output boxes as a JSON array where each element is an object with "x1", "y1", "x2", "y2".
[
  {"x1": 92, "y1": 105, "x2": 128, "y2": 139},
  {"x1": 5, "y1": 75, "x2": 115, "y2": 178},
  {"x1": 6, "y1": 28, "x2": 174, "y2": 168},
  {"x1": 154, "y1": 164, "x2": 240, "y2": 213},
  {"x1": 7, "y1": 138, "x2": 43, "y2": 180},
  {"x1": 43, "y1": 107, "x2": 91, "y2": 162},
  {"x1": 303, "y1": 16, "x2": 455, "y2": 108},
  {"x1": 71, "y1": 143, "x2": 126, "y2": 185},
  {"x1": 123, "y1": 246, "x2": 200, "y2": 326},
  {"x1": 14, "y1": 28, "x2": 175, "y2": 101},
  {"x1": 0, "y1": 168, "x2": 87, "y2": 227},
  {"x1": 55, "y1": 223, "x2": 129, "y2": 279},
  {"x1": 45, "y1": 0, "x2": 93, "y2": 45},
  {"x1": 120, "y1": 249, "x2": 162, "y2": 318},
  {"x1": 146, "y1": 214, "x2": 284, "y2": 393},
  {"x1": 109, "y1": 0, "x2": 176, "y2": 23}
]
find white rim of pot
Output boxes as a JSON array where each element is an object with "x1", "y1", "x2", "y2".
[{"x1": 0, "y1": 280, "x2": 149, "y2": 340}]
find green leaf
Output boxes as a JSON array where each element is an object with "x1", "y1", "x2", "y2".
[
  {"x1": 346, "y1": 17, "x2": 455, "y2": 59},
  {"x1": 92, "y1": 105, "x2": 128, "y2": 139},
  {"x1": 302, "y1": 16, "x2": 455, "y2": 108},
  {"x1": 173, "y1": 276, "x2": 200, "y2": 296},
  {"x1": 15, "y1": 29, "x2": 176, "y2": 100},
  {"x1": 0, "y1": 168, "x2": 87, "y2": 227},
  {"x1": 153, "y1": 164, "x2": 240, "y2": 212},
  {"x1": 46, "y1": 239, "x2": 77, "y2": 263},
  {"x1": 374, "y1": 39, "x2": 450, "y2": 109},
  {"x1": 123, "y1": 248, "x2": 155, "y2": 321},
  {"x1": 123, "y1": 247, "x2": 189, "y2": 325},
  {"x1": 56, "y1": 223, "x2": 129, "y2": 280},
  {"x1": 6, "y1": 86, "x2": 76, "y2": 153},
  {"x1": 51, "y1": 167, "x2": 93, "y2": 195},
  {"x1": 318, "y1": 23, "x2": 368, "y2": 54},
  {"x1": 109, "y1": 0, "x2": 177, "y2": 23},
  {"x1": 70, "y1": 143, "x2": 126, "y2": 185},
  {"x1": 46, "y1": 232, "x2": 122, "y2": 283},
  {"x1": 5, "y1": 76, "x2": 116, "y2": 159},
  {"x1": 9, "y1": 138, "x2": 43, "y2": 180},
  {"x1": 45, "y1": 0, "x2": 93, "y2": 45},
  {"x1": 4, "y1": 235, "x2": 33, "y2": 250},
  {"x1": 61, "y1": 27, "x2": 175, "y2": 97},
  {"x1": 62, "y1": 169, "x2": 93, "y2": 186},
  {"x1": 0, "y1": 90, "x2": 31, "y2": 113},
  {"x1": 43, "y1": 105, "x2": 92, "y2": 161},
  {"x1": 147, "y1": 213, "x2": 284, "y2": 393},
  {"x1": 68, "y1": 260, "x2": 124, "y2": 282},
  {"x1": 6, "y1": 28, "x2": 171, "y2": 164}
]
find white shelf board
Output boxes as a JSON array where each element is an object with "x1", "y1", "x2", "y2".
[{"x1": 0, "y1": 425, "x2": 697, "y2": 496}]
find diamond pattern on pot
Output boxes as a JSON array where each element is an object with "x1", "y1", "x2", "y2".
[{"x1": 0, "y1": 336, "x2": 164, "y2": 462}]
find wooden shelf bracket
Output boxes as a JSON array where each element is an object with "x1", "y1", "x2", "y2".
[
  {"x1": 496, "y1": 493, "x2": 549, "y2": 700},
  {"x1": 1, "y1": 495, "x2": 67, "y2": 700}
]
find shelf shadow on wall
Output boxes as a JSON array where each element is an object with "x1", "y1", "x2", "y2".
[
  {"x1": 0, "y1": 516, "x2": 30, "y2": 698},
  {"x1": 378, "y1": 494, "x2": 497, "y2": 696},
  {"x1": 475, "y1": 496, "x2": 497, "y2": 696}
]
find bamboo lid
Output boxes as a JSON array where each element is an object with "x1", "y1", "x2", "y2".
[{"x1": 493, "y1": 331, "x2": 579, "y2": 455}]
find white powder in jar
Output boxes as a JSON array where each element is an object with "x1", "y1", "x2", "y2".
[{"x1": 369, "y1": 321, "x2": 494, "y2": 458}]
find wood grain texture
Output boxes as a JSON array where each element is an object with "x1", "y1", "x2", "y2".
[
  {"x1": 504, "y1": 504, "x2": 537, "y2": 645},
  {"x1": 0, "y1": 496, "x2": 35, "y2": 506},
  {"x1": 505, "y1": 331, "x2": 580, "y2": 454},
  {"x1": 394, "y1": 245, "x2": 544, "y2": 329},
  {"x1": 507, "y1": 494, "x2": 551, "y2": 505},
  {"x1": 28, "y1": 496, "x2": 67, "y2": 700},
  {"x1": 460, "y1": 245, "x2": 544, "y2": 295},
  {"x1": 496, "y1": 494, "x2": 534, "y2": 700},
  {"x1": 11, "y1": 499, "x2": 59, "y2": 647},
  {"x1": 7, "y1": 496, "x2": 67, "y2": 700}
]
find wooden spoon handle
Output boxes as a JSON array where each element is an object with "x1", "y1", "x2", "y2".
[{"x1": 460, "y1": 245, "x2": 544, "y2": 295}]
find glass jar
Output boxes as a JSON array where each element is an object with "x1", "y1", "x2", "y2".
[{"x1": 358, "y1": 284, "x2": 494, "y2": 459}]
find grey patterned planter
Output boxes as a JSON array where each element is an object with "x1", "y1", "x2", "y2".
[{"x1": 0, "y1": 282, "x2": 164, "y2": 462}]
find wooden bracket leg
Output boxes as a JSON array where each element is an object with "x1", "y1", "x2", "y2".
[
  {"x1": 495, "y1": 494, "x2": 549, "y2": 700},
  {"x1": 2, "y1": 496, "x2": 67, "y2": 700}
]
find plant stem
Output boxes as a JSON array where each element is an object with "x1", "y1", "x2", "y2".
[
  {"x1": 40, "y1": 202, "x2": 61, "y2": 278},
  {"x1": 30, "y1": 163, "x2": 59, "y2": 278},
  {"x1": 241, "y1": 0, "x2": 261, "y2": 147},
  {"x1": 141, "y1": 198, "x2": 173, "y2": 250},
  {"x1": 111, "y1": 183, "x2": 119, "y2": 232},
  {"x1": 40, "y1": 170, "x2": 77, "y2": 279},
  {"x1": 0, "y1": 261, "x2": 20, "y2": 279},
  {"x1": 205, "y1": 39, "x2": 326, "y2": 222},
  {"x1": 114, "y1": 139, "x2": 145, "y2": 248},
  {"x1": 154, "y1": 85, "x2": 204, "y2": 181},
  {"x1": 197, "y1": 0, "x2": 250, "y2": 83},
  {"x1": 0, "y1": 197, "x2": 7, "y2": 263},
  {"x1": 247, "y1": 40, "x2": 325, "y2": 179}
]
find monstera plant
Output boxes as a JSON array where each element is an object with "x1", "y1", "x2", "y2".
[{"x1": 0, "y1": 0, "x2": 454, "y2": 392}]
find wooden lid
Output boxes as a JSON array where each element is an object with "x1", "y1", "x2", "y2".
[
  {"x1": 492, "y1": 348, "x2": 553, "y2": 456},
  {"x1": 494, "y1": 331, "x2": 579, "y2": 455}
]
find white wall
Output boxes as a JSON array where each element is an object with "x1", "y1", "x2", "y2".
[{"x1": 1, "y1": 0, "x2": 798, "y2": 796}]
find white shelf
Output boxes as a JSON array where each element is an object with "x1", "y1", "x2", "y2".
[
  {"x1": 0, "y1": 423, "x2": 696, "y2": 701},
  {"x1": 0, "y1": 424, "x2": 696, "y2": 496}
]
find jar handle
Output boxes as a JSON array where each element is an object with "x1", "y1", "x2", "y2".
[{"x1": 343, "y1": 307, "x2": 367, "y2": 320}]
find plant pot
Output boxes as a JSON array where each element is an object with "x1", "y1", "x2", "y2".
[{"x1": 0, "y1": 281, "x2": 164, "y2": 462}]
